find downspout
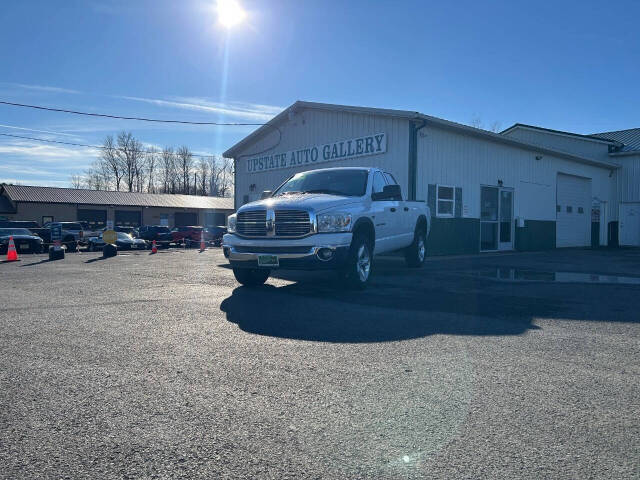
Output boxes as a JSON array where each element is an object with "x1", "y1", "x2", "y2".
[{"x1": 408, "y1": 117, "x2": 427, "y2": 201}]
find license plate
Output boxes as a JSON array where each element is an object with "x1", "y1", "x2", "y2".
[
  {"x1": 20, "y1": 243, "x2": 29, "y2": 250},
  {"x1": 257, "y1": 254, "x2": 279, "y2": 267}
]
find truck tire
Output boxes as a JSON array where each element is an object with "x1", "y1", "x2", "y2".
[
  {"x1": 233, "y1": 268, "x2": 270, "y2": 287},
  {"x1": 341, "y1": 234, "x2": 373, "y2": 289},
  {"x1": 405, "y1": 228, "x2": 427, "y2": 268}
]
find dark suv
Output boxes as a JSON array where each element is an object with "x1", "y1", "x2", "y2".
[{"x1": 138, "y1": 225, "x2": 172, "y2": 242}]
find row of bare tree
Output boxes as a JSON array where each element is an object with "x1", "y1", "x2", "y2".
[{"x1": 70, "y1": 131, "x2": 233, "y2": 197}]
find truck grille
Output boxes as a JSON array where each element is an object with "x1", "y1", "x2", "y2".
[
  {"x1": 236, "y1": 209, "x2": 312, "y2": 237},
  {"x1": 275, "y1": 210, "x2": 311, "y2": 237},
  {"x1": 237, "y1": 210, "x2": 267, "y2": 236}
]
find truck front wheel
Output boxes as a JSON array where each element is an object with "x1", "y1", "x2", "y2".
[
  {"x1": 233, "y1": 268, "x2": 270, "y2": 287},
  {"x1": 405, "y1": 229, "x2": 427, "y2": 268},
  {"x1": 341, "y1": 234, "x2": 373, "y2": 289}
]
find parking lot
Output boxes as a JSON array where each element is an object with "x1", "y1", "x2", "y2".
[{"x1": 1, "y1": 248, "x2": 639, "y2": 479}]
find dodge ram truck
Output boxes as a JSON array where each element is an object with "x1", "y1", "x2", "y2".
[{"x1": 222, "y1": 167, "x2": 430, "y2": 288}]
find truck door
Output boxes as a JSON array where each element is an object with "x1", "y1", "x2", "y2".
[
  {"x1": 370, "y1": 171, "x2": 395, "y2": 253},
  {"x1": 383, "y1": 172, "x2": 411, "y2": 249}
]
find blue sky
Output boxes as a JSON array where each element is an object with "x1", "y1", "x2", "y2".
[{"x1": 1, "y1": 0, "x2": 638, "y2": 186}]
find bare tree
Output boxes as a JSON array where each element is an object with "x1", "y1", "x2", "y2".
[
  {"x1": 209, "y1": 156, "x2": 234, "y2": 197},
  {"x1": 489, "y1": 121, "x2": 502, "y2": 133},
  {"x1": 197, "y1": 157, "x2": 210, "y2": 196},
  {"x1": 470, "y1": 115, "x2": 484, "y2": 130},
  {"x1": 176, "y1": 146, "x2": 193, "y2": 195},
  {"x1": 70, "y1": 174, "x2": 83, "y2": 189},
  {"x1": 159, "y1": 147, "x2": 176, "y2": 193},
  {"x1": 116, "y1": 131, "x2": 145, "y2": 192},
  {"x1": 101, "y1": 135, "x2": 123, "y2": 191},
  {"x1": 145, "y1": 147, "x2": 159, "y2": 193}
]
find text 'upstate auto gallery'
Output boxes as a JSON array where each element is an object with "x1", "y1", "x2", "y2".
[{"x1": 224, "y1": 101, "x2": 639, "y2": 256}]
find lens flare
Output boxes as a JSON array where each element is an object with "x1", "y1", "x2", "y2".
[{"x1": 217, "y1": 0, "x2": 246, "y2": 28}]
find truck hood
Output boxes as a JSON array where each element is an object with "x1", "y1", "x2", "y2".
[{"x1": 240, "y1": 194, "x2": 361, "y2": 213}]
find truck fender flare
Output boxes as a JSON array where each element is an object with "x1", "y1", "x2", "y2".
[{"x1": 351, "y1": 217, "x2": 375, "y2": 248}]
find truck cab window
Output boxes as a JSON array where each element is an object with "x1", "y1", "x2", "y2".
[{"x1": 372, "y1": 172, "x2": 387, "y2": 194}]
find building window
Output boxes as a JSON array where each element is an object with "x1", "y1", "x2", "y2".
[
  {"x1": 437, "y1": 185, "x2": 455, "y2": 217},
  {"x1": 578, "y1": 207, "x2": 584, "y2": 214},
  {"x1": 566, "y1": 206, "x2": 572, "y2": 213},
  {"x1": 42, "y1": 216, "x2": 53, "y2": 225}
]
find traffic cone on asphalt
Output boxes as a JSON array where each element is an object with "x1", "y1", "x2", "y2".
[
  {"x1": 6, "y1": 236, "x2": 19, "y2": 261},
  {"x1": 151, "y1": 240, "x2": 158, "y2": 254},
  {"x1": 200, "y1": 231, "x2": 206, "y2": 252}
]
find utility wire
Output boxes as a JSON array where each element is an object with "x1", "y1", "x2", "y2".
[
  {"x1": 0, "y1": 100, "x2": 265, "y2": 126},
  {"x1": 0, "y1": 132, "x2": 219, "y2": 159}
]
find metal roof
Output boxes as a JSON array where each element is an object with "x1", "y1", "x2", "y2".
[
  {"x1": 223, "y1": 101, "x2": 620, "y2": 170},
  {"x1": 500, "y1": 123, "x2": 622, "y2": 146},
  {"x1": 1, "y1": 184, "x2": 234, "y2": 210},
  {"x1": 592, "y1": 128, "x2": 640, "y2": 153}
]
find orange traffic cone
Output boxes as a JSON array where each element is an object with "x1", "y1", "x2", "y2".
[
  {"x1": 199, "y1": 231, "x2": 206, "y2": 252},
  {"x1": 151, "y1": 240, "x2": 158, "y2": 254},
  {"x1": 6, "y1": 236, "x2": 19, "y2": 261}
]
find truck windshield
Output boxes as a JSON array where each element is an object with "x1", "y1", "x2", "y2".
[{"x1": 274, "y1": 169, "x2": 368, "y2": 197}]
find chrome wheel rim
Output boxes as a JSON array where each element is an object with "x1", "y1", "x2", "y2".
[
  {"x1": 418, "y1": 237, "x2": 425, "y2": 262},
  {"x1": 356, "y1": 244, "x2": 371, "y2": 282}
]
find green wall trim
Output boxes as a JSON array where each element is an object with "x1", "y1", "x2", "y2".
[
  {"x1": 515, "y1": 220, "x2": 556, "y2": 251},
  {"x1": 427, "y1": 217, "x2": 479, "y2": 256}
]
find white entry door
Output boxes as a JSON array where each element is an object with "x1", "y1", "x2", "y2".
[
  {"x1": 556, "y1": 174, "x2": 591, "y2": 247},
  {"x1": 620, "y1": 203, "x2": 640, "y2": 246}
]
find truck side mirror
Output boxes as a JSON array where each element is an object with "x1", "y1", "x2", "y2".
[
  {"x1": 261, "y1": 190, "x2": 273, "y2": 199},
  {"x1": 372, "y1": 184, "x2": 402, "y2": 201}
]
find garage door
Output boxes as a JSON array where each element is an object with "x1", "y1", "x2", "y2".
[
  {"x1": 620, "y1": 203, "x2": 640, "y2": 246},
  {"x1": 556, "y1": 173, "x2": 591, "y2": 247},
  {"x1": 115, "y1": 210, "x2": 141, "y2": 227},
  {"x1": 77, "y1": 209, "x2": 107, "y2": 229},
  {"x1": 174, "y1": 212, "x2": 198, "y2": 226}
]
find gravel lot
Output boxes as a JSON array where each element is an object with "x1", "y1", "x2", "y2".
[{"x1": 1, "y1": 248, "x2": 639, "y2": 479}]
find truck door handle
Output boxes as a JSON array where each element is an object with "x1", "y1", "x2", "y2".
[
  {"x1": 404, "y1": 207, "x2": 409, "y2": 211},
  {"x1": 390, "y1": 208, "x2": 396, "y2": 212}
]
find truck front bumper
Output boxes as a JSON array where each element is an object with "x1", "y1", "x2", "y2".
[{"x1": 222, "y1": 233, "x2": 352, "y2": 270}]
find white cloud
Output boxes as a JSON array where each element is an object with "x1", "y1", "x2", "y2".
[
  {"x1": 116, "y1": 95, "x2": 283, "y2": 122},
  {"x1": 0, "y1": 140, "x2": 99, "y2": 164},
  {"x1": 5, "y1": 82, "x2": 82, "y2": 95},
  {"x1": 0, "y1": 123, "x2": 79, "y2": 138}
]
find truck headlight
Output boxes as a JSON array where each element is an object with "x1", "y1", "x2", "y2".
[
  {"x1": 317, "y1": 213, "x2": 352, "y2": 233},
  {"x1": 227, "y1": 214, "x2": 237, "y2": 233}
]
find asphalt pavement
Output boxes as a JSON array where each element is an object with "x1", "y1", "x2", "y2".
[{"x1": 1, "y1": 247, "x2": 639, "y2": 479}]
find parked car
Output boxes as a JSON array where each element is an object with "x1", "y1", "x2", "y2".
[
  {"x1": 0, "y1": 228, "x2": 44, "y2": 254},
  {"x1": 205, "y1": 226, "x2": 227, "y2": 247},
  {"x1": 102, "y1": 226, "x2": 139, "y2": 237},
  {"x1": 87, "y1": 231, "x2": 148, "y2": 251},
  {"x1": 170, "y1": 226, "x2": 204, "y2": 246},
  {"x1": 223, "y1": 167, "x2": 431, "y2": 289},
  {"x1": 31, "y1": 221, "x2": 88, "y2": 251},
  {"x1": 79, "y1": 221, "x2": 103, "y2": 239},
  {"x1": 137, "y1": 225, "x2": 172, "y2": 243}
]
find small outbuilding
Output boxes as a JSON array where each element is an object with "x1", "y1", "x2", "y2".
[
  {"x1": 224, "y1": 101, "x2": 638, "y2": 255},
  {"x1": 0, "y1": 184, "x2": 234, "y2": 229}
]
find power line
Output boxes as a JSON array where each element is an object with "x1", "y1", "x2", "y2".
[
  {"x1": 0, "y1": 132, "x2": 219, "y2": 159},
  {"x1": 0, "y1": 100, "x2": 265, "y2": 126}
]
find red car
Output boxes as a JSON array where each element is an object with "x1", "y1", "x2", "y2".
[{"x1": 170, "y1": 226, "x2": 203, "y2": 245}]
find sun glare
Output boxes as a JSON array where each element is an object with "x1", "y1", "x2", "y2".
[{"x1": 217, "y1": 0, "x2": 246, "y2": 28}]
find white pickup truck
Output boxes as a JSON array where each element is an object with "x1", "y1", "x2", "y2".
[{"x1": 223, "y1": 167, "x2": 431, "y2": 288}]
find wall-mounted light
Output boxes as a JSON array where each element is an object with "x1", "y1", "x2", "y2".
[
  {"x1": 535, "y1": 155, "x2": 543, "y2": 161},
  {"x1": 250, "y1": 184, "x2": 256, "y2": 192},
  {"x1": 498, "y1": 179, "x2": 503, "y2": 187}
]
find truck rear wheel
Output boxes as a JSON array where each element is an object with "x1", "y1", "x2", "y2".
[
  {"x1": 405, "y1": 228, "x2": 426, "y2": 268},
  {"x1": 233, "y1": 268, "x2": 270, "y2": 287},
  {"x1": 341, "y1": 234, "x2": 373, "y2": 289}
]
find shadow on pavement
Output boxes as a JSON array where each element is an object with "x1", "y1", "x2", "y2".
[{"x1": 220, "y1": 282, "x2": 539, "y2": 343}]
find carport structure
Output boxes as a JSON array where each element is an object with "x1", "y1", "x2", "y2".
[{"x1": 0, "y1": 184, "x2": 234, "y2": 228}]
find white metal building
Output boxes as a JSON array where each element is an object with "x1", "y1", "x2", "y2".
[{"x1": 223, "y1": 101, "x2": 639, "y2": 255}]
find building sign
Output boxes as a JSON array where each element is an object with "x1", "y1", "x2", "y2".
[{"x1": 247, "y1": 133, "x2": 387, "y2": 173}]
